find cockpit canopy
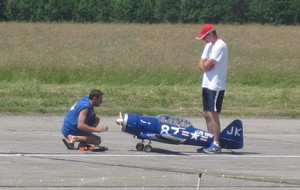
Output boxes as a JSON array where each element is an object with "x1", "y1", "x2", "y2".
[{"x1": 156, "y1": 114, "x2": 192, "y2": 128}]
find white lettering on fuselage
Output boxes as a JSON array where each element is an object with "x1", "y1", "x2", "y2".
[
  {"x1": 141, "y1": 119, "x2": 151, "y2": 125},
  {"x1": 160, "y1": 125, "x2": 184, "y2": 135},
  {"x1": 160, "y1": 125, "x2": 170, "y2": 134},
  {"x1": 160, "y1": 125, "x2": 213, "y2": 141}
]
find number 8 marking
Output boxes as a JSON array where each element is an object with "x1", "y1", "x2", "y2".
[{"x1": 161, "y1": 125, "x2": 170, "y2": 134}]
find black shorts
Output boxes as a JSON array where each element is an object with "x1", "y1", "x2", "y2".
[{"x1": 202, "y1": 88, "x2": 225, "y2": 113}]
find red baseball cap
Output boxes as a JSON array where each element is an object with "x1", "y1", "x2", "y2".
[{"x1": 196, "y1": 24, "x2": 215, "y2": 39}]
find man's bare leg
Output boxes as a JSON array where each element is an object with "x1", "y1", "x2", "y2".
[
  {"x1": 204, "y1": 111, "x2": 221, "y2": 143},
  {"x1": 68, "y1": 134, "x2": 101, "y2": 147}
]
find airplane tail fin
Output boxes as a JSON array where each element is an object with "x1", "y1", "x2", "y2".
[{"x1": 220, "y1": 120, "x2": 244, "y2": 149}]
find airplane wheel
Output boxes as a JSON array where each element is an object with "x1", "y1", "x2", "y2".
[
  {"x1": 136, "y1": 143, "x2": 144, "y2": 151},
  {"x1": 144, "y1": 145, "x2": 152, "y2": 152}
]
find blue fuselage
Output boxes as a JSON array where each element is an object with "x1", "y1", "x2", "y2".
[{"x1": 122, "y1": 113, "x2": 214, "y2": 147}]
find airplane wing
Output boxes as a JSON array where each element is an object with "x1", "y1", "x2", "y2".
[{"x1": 138, "y1": 133, "x2": 186, "y2": 144}]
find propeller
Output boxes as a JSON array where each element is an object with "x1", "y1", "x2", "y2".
[{"x1": 116, "y1": 111, "x2": 124, "y2": 127}]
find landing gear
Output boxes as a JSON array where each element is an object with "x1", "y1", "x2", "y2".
[
  {"x1": 135, "y1": 140, "x2": 152, "y2": 152},
  {"x1": 136, "y1": 142, "x2": 144, "y2": 151},
  {"x1": 144, "y1": 144, "x2": 152, "y2": 152}
]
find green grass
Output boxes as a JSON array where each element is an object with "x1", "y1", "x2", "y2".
[
  {"x1": 0, "y1": 23, "x2": 299, "y2": 118},
  {"x1": 1, "y1": 81, "x2": 298, "y2": 118}
]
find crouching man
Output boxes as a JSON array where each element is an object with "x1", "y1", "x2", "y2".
[{"x1": 61, "y1": 89, "x2": 109, "y2": 151}]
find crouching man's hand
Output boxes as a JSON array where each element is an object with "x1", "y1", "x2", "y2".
[{"x1": 96, "y1": 126, "x2": 109, "y2": 133}]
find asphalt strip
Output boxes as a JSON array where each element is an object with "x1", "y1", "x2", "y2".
[{"x1": 0, "y1": 153, "x2": 299, "y2": 158}]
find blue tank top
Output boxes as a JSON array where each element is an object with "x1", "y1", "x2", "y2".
[{"x1": 61, "y1": 96, "x2": 95, "y2": 136}]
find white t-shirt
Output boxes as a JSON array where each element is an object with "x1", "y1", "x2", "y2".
[{"x1": 201, "y1": 39, "x2": 228, "y2": 91}]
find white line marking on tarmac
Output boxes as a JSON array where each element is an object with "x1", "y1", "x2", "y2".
[{"x1": 1, "y1": 154, "x2": 300, "y2": 158}]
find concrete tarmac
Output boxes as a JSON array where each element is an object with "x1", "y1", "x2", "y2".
[{"x1": 0, "y1": 115, "x2": 299, "y2": 189}]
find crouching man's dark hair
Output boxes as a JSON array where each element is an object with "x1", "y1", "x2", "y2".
[{"x1": 89, "y1": 89, "x2": 103, "y2": 100}]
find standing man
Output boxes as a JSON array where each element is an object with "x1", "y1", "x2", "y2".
[
  {"x1": 196, "y1": 24, "x2": 228, "y2": 153},
  {"x1": 61, "y1": 89, "x2": 109, "y2": 151}
]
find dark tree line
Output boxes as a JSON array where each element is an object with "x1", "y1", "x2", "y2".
[{"x1": 0, "y1": 0, "x2": 299, "y2": 25}]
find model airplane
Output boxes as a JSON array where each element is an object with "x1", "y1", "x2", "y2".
[{"x1": 116, "y1": 113, "x2": 243, "y2": 152}]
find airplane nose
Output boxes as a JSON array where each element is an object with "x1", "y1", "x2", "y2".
[
  {"x1": 116, "y1": 112, "x2": 125, "y2": 131},
  {"x1": 116, "y1": 118, "x2": 127, "y2": 132},
  {"x1": 118, "y1": 113, "x2": 139, "y2": 134},
  {"x1": 116, "y1": 118, "x2": 124, "y2": 126}
]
